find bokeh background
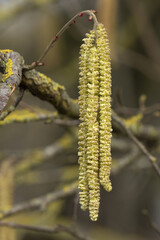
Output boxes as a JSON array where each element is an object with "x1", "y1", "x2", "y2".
[{"x1": 0, "y1": 0, "x2": 160, "y2": 239}]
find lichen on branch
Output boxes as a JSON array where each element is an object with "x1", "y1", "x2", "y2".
[
  {"x1": 22, "y1": 70, "x2": 79, "y2": 118},
  {"x1": 0, "y1": 50, "x2": 23, "y2": 112}
]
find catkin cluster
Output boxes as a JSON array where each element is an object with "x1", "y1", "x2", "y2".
[{"x1": 78, "y1": 23, "x2": 112, "y2": 221}]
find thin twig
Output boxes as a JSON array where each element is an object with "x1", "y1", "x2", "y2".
[
  {"x1": 24, "y1": 10, "x2": 98, "y2": 70},
  {"x1": 0, "y1": 108, "x2": 80, "y2": 126},
  {"x1": 112, "y1": 146, "x2": 141, "y2": 175},
  {"x1": 0, "y1": 222, "x2": 93, "y2": 240},
  {"x1": 53, "y1": 118, "x2": 80, "y2": 126},
  {"x1": 0, "y1": 182, "x2": 77, "y2": 220},
  {"x1": 112, "y1": 111, "x2": 160, "y2": 177}
]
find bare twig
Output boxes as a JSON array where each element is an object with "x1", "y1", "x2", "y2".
[
  {"x1": 15, "y1": 133, "x2": 75, "y2": 177},
  {"x1": 37, "y1": 10, "x2": 98, "y2": 63},
  {"x1": 24, "y1": 10, "x2": 98, "y2": 70},
  {"x1": 112, "y1": 146, "x2": 141, "y2": 175},
  {"x1": 0, "y1": 222, "x2": 92, "y2": 240},
  {"x1": 53, "y1": 118, "x2": 80, "y2": 126},
  {"x1": 112, "y1": 111, "x2": 160, "y2": 177},
  {"x1": 0, "y1": 107, "x2": 79, "y2": 126},
  {"x1": 0, "y1": 182, "x2": 77, "y2": 220}
]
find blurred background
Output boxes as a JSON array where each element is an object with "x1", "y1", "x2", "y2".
[{"x1": 0, "y1": 0, "x2": 160, "y2": 239}]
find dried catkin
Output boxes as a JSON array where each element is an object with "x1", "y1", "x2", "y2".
[{"x1": 78, "y1": 23, "x2": 112, "y2": 221}]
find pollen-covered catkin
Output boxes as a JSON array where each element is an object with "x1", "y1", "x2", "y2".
[
  {"x1": 78, "y1": 23, "x2": 112, "y2": 221},
  {"x1": 86, "y1": 46, "x2": 100, "y2": 221},
  {"x1": 96, "y1": 24, "x2": 112, "y2": 192},
  {"x1": 78, "y1": 30, "x2": 96, "y2": 210}
]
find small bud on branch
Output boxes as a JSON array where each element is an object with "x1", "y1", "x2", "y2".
[{"x1": 25, "y1": 10, "x2": 99, "y2": 71}]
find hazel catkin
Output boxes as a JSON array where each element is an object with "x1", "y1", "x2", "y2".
[
  {"x1": 78, "y1": 23, "x2": 112, "y2": 221},
  {"x1": 78, "y1": 30, "x2": 96, "y2": 211},
  {"x1": 96, "y1": 23, "x2": 112, "y2": 192}
]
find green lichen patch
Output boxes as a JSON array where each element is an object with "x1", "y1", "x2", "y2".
[
  {"x1": 23, "y1": 69, "x2": 79, "y2": 118},
  {"x1": 0, "y1": 50, "x2": 23, "y2": 112},
  {"x1": 2, "y1": 58, "x2": 14, "y2": 83},
  {"x1": 0, "y1": 108, "x2": 57, "y2": 126}
]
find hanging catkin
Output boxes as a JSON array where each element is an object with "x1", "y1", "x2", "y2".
[
  {"x1": 97, "y1": 24, "x2": 112, "y2": 192},
  {"x1": 86, "y1": 46, "x2": 100, "y2": 221},
  {"x1": 78, "y1": 30, "x2": 96, "y2": 211},
  {"x1": 78, "y1": 23, "x2": 112, "y2": 221}
]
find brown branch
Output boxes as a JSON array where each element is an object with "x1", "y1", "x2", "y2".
[
  {"x1": 0, "y1": 222, "x2": 92, "y2": 240},
  {"x1": 22, "y1": 69, "x2": 79, "y2": 118},
  {"x1": 0, "y1": 182, "x2": 77, "y2": 220},
  {"x1": 15, "y1": 133, "x2": 75, "y2": 177},
  {"x1": 112, "y1": 111, "x2": 160, "y2": 177},
  {"x1": 37, "y1": 10, "x2": 98, "y2": 63},
  {"x1": 112, "y1": 146, "x2": 141, "y2": 175},
  {"x1": 1, "y1": 51, "x2": 160, "y2": 180},
  {"x1": 0, "y1": 51, "x2": 159, "y2": 150},
  {"x1": 52, "y1": 118, "x2": 80, "y2": 126},
  {"x1": 25, "y1": 10, "x2": 98, "y2": 70},
  {"x1": 0, "y1": 51, "x2": 79, "y2": 119},
  {"x1": 0, "y1": 107, "x2": 79, "y2": 126}
]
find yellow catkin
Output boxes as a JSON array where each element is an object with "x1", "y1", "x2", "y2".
[
  {"x1": 78, "y1": 23, "x2": 112, "y2": 221},
  {"x1": 86, "y1": 46, "x2": 100, "y2": 221},
  {"x1": 96, "y1": 23, "x2": 112, "y2": 192},
  {"x1": 78, "y1": 30, "x2": 96, "y2": 210}
]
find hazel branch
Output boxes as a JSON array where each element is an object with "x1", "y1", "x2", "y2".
[
  {"x1": 112, "y1": 111, "x2": 160, "y2": 178},
  {"x1": 0, "y1": 107, "x2": 79, "y2": 126},
  {"x1": 0, "y1": 222, "x2": 92, "y2": 240},
  {"x1": 22, "y1": 69, "x2": 79, "y2": 118},
  {"x1": 25, "y1": 10, "x2": 98, "y2": 70},
  {"x1": 0, "y1": 182, "x2": 77, "y2": 220}
]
